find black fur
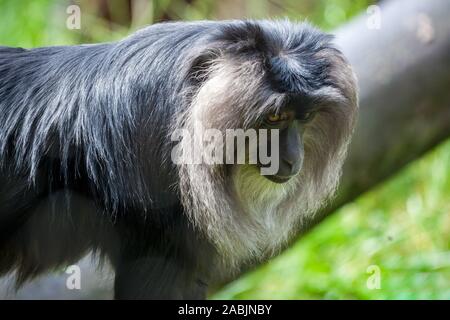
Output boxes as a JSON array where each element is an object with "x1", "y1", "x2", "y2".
[{"x1": 0, "y1": 20, "x2": 336, "y2": 299}]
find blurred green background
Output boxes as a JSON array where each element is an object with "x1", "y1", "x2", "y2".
[{"x1": 0, "y1": 0, "x2": 448, "y2": 299}]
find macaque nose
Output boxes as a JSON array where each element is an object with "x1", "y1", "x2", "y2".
[{"x1": 279, "y1": 156, "x2": 302, "y2": 177}]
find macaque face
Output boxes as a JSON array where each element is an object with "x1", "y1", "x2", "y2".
[{"x1": 257, "y1": 95, "x2": 322, "y2": 183}]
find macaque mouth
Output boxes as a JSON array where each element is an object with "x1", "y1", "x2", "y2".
[
  {"x1": 258, "y1": 156, "x2": 302, "y2": 184},
  {"x1": 265, "y1": 174, "x2": 292, "y2": 184}
]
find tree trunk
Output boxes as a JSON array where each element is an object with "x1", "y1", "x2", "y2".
[{"x1": 311, "y1": 0, "x2": 450, "y2": 229}]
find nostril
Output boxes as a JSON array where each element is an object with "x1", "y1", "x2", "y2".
[
  {"x1": 280, "y1": 158, "x2": 294, "y2": 176},
  {"x1": 282, "y1": 157, "x2": 301, "y2": 176},
  {"x1": 282, "y1": 158, "x2": 294, "y2": 167}
]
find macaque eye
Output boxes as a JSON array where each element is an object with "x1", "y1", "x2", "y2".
[
  {"x1": 265, "y1": 111, "x2": 289, "y2": 124},
  {"x1": 267, "y1": 113, "x2": 281, "y2": 122},
  {"x1": 298, "y1": 111, "x2": 316, "y2": 123}
]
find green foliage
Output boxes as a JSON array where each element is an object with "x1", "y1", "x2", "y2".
[
  {"x1": 242, "y1": 0, "x2": 375, "y2": 30},
  {"x1": 150, "y1": 0, "x2": 375, "y2": 30},
  {"x1": 0, "y1": 0, "x2": 74, "y2": 46},
  {"x1": 214, "y1": 139, "x2": 450, "y2": 299},
  {"x1": 0, "y1": 0, "x2": 375, "y2": 48}
]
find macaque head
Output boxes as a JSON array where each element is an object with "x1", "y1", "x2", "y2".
[{"x1": 174, "y1": 20, "x2": 358, "y2": 268}]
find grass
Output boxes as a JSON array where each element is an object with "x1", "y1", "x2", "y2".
[{"x1": 214, "y1": 139, "x2": 450, "y2": 299}]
